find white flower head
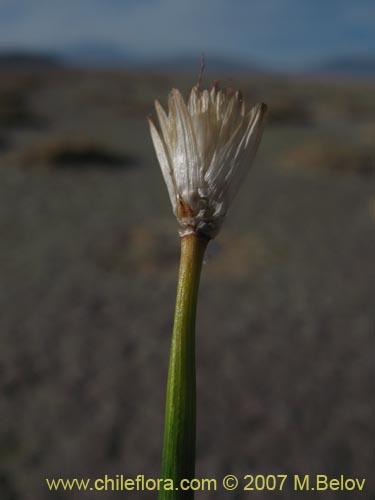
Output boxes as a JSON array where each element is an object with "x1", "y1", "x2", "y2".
[{"x1": 149, "y1": 82, "x2": 267, "y2": 239}]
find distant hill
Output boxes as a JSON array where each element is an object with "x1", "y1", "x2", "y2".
[
  {"x1": 62, "y1": 43, "x2": 262, "y2": 73},
  {"x1": 142, "y1": 53, "x2": 263, "y2": 73},
  {"x1": 0, "y1": 46, "x2": 260, "y2": 73},
  {"x1": 1, "y1": 46, "x2": 374, "y2": 79},
  {"x1": 63, "y1": 42, "x2": 137, "y2": 67},
  {"x1": 0, "y1": 50, "x2": 61, "y2": 68},
  {"x1": 315, "y1": 56, "x2": 375, "y2": 78}
]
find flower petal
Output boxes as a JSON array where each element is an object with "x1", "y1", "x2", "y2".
[
  {"x1": 204, "y1": 102, "x2": 267, "y2": 205},
  {"x1": 155, "y1": 100, "x2": 171, "y2": 148},
  {"x1": 169, "y1": 89, "x2": 200, "y2": 202},
  {"x1": 149, "y1": 117, "x2": 177, "y2": 211},
  {"x1": 187, "y1": 86, "x2": 199, "y2": 116},
  {"x1": 225, "y1": 102, "x2": 268, "y2": 202},
  {"x1": 149, "y1": 82, "x2": 268, "y2": 239}
]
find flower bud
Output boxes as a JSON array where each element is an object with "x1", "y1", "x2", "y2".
[{"x1": 149, "y1": 85, "x2": 267, "y2": 238}]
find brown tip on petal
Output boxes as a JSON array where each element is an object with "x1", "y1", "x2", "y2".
[
  {"x1": 210, "y1": 80, "x2": 220, "y2": 91},
  {"x1": 147, "y1": 114, "x2": 155, "y2": 124},
  {"x1": 260, "y1": 102, "x2": 268, "y2": 115},
  {"x1": 226, "y1": 87, "x2": 234, "y2": 98}
]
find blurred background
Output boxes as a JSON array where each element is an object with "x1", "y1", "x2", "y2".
[{"x1": 0, "y1": 1, "x2": 374, "y2": 499}]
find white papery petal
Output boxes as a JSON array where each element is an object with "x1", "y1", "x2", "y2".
[
  {"x1": 149, "y1": 84, "x2": 268, "y2": 238},
  {"x1": 155, "y1": 100, "x2": 171, "y2": 150},
  {"x1": 201, "y1": 90, "x2": 210, "y2": 113},
  {"x1": 190, "y1": 102, "x2": 218, "y2": 171},
  {"x1": 205, "y1": 117, "x2": 246, "y2": 187},
  {"x1": 149, "y1": 118, "x2": 177, "y2": 210},
  {"x1": 188, "y1": 87, "x2": 199, "y2": 115},
  {"x1": 225, "y1": 103, "x2": 268, "y2": 203},
  {"x1": 169, "y1": 89, "x2": 200, "y2": 200}
]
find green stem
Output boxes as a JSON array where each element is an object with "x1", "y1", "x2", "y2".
[{"x1": 159, "y1": 233, "x2": 208, "y2": 500}]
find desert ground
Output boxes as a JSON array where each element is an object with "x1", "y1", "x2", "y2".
[{"x1": 0, "y1": 66, "x2": 374, "y2": 499}]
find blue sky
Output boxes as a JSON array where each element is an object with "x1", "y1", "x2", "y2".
[{"x1": 0, "y1": 0, "x2": 374, "y2": 69}]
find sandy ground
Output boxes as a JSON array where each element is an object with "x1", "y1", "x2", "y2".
[{"x1": 0, "y1": 68, "x2": 374, "y2": 499}]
